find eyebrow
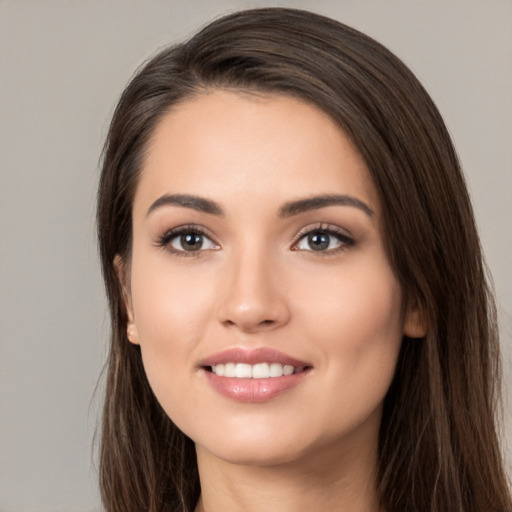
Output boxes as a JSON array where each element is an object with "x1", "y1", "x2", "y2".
[
  {"x1": 147, "y1": 194, "x2": 224, "y2": 217},
  {"x1": 279, "y1": 194, "x2": 374, "y2": 218},
  {"x1": 146, "y1": 193, "x2": 374, "y2": 218}
]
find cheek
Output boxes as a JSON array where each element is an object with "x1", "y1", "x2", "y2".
[
  {"x1": 128, "y1": 251, "x2": 217, "y2": 401},
  {"x1": 130, "y1": 246, "x2": 217, "y2": 337},
  {"x1": 294, "y1": 257, "x2": 404, "y2": 417},
  {"x1": 294, "y1": 250, "x2": 404, "y2": 338},
  {"x1": 321, "y1": 270, "x2": 403, "y2": 350}
]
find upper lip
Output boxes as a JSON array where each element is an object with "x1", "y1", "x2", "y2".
[{"x1": 198, "y1": 347, "x2": 310, "y2": 368}]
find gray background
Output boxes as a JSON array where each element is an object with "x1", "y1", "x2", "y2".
[{"x1": 0, "y1": 1, "x2": 510, "y2": 510}]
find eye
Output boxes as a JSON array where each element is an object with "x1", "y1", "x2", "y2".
[
  {"x1": 170, "y1": 232, "x2": 216, "y2": 252},
  {"x1": 156, "y1": 226, "x2": 219, "y2": 255},
  {"x1": 293, "y1": 225, "x2": 354, "y2": 253}
]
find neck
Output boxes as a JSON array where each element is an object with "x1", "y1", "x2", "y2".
[{"x1": 194, "y1": 432, "x2": 382, "y2": 512}]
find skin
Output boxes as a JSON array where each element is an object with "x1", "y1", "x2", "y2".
[{"x1": 120, "y1": 90, "x2": 425, "y2": 512}]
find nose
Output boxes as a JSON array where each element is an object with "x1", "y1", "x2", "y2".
[{"x1": 216, "y1": 249, "x2": 291, "y2": 333}]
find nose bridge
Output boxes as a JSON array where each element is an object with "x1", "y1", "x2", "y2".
[{"x1": 217, "y1": 241, "x2": 289, "y2": 332}]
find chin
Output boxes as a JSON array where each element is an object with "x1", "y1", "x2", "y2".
[
  {"x1": 197, "y1": 436, "x2": 313, "y2": 467},
  {"x1": 189, "y1": 402, "x2": 384, "y2": 471}
]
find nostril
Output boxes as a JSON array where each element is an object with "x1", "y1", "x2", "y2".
[{"x1": 217, "y1": 300, "x2": 290, "y2": 332}]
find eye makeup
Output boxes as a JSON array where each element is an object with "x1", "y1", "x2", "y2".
[
  {"x1": 291, "y1": 222, "x2": 355, "y2": 255},
  {"x1": 153, "y1": 220, "x2": 355, "y2": 258},
  {"x1": 153, "y1": 224, "x2": 220, "y2": 257}
]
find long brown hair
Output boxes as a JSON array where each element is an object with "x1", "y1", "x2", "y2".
[{"x1": 96, "y1": 8, "x2": 511, "y2": 512}]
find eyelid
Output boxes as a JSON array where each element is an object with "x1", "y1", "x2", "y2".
[
  {"x1": 291, "y1": 223, "x2": 354, "y2": 252},
  {"x1": 154, "y1": 224, "x2": 220, "y2": 255},
  {"x1": 153, "y1": 222, "x2": 353, "y2": 256}
]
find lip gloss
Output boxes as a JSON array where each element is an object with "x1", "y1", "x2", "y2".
[
  {"x1": 203, "y1": 369, "x2": 309, "y2": 402},
  {"x1": 199, "y1": 347, "x2": 311, "y2": 402}
]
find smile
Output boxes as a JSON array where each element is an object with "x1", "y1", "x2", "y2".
[
  {"x1": 200, "y1": 347, "x2": 312, "y2": 402},
  {"x1": 210, "y1": 362, "x2": 305, "y2": 378}
]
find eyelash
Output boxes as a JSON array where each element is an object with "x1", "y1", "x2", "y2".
[
  {"x1": 154, "y1": 223, "x2": 354, "y2": 257},
  {"x1": 154, "y1": 224, "x2": 219, "y2": 257},
  {"x1": 291, "y1": 223, "x2": 354, "y2": 255}
]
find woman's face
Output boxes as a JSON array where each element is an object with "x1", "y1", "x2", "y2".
[{"x1": 123, "y1": 90, "x2": 423, "y2": 467}]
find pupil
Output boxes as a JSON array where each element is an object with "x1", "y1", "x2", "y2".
[
  {"x1": 181, "y1": 233, "x2": 202, "y2": 251},
  {"x1": 308, "y1": 232, "x2": 329, "y2": 251}
]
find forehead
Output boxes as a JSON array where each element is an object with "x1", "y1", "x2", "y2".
[{"x1": 134, "y1": 89, "x2": 379, "y2": 217}]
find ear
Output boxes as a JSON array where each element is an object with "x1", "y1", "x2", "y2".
[
  {"x1": 114, "y1": 255, "x2": 140, "y2": 345},
  {"x1": 403, "y1": 300, "x2": 428, "y2": 339}
]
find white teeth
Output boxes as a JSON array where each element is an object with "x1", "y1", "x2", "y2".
[
  {"x1": 235, "y1": 363, "x2": 252, "y2": 378},
  {"x1": 269, "y1": 362, "x2": 283, "y2": 377},
  {"x1": 224, "y1": 363, "x2": 236, "y2": 378},
  {"x1": 252, "y1": 363, "x2": 270, "y2": 378},
  {"x1": 283, "y1": 364, "x2": 294, "y2": 376},
  {"x1": 211, "y1": 362, "x2": 301, "y2": 378}
]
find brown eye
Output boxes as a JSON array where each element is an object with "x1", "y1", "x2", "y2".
[
  {"x1": 176, "y1": 232, "x2": 204, "y2": 251},
  {"x1": 170, "y1": 231, "x2": 218, "y2": 252},
  {"x1": 155, "y1": 225, "x2": 220, "y2": 256}
]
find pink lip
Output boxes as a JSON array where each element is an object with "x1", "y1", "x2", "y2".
[
  {"x1": 198, "y1": 347, "x2": 309, "y2": 367},
  {"x1": 199, "y1": 347, "x2": 312, "y2": 402},
  {"x1": 203, "y1": 371, "x2": 309, "y2": 402}
]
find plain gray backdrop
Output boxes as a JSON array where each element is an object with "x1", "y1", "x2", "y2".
[{"x1": 1, "y1": 1, "x2": 511, "y2": 511}]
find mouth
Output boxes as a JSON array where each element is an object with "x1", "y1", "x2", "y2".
[{"x1": 199, "y1": 347, "x2": 312, "y2": 402}]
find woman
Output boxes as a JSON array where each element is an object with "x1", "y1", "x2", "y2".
[{"x1": 96, "y1": 7, "x2": 511, "y2": 512}]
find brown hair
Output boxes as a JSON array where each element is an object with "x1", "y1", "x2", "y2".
[{"x1": 96, "y1": 8, "x2": 511, "y2": 512}]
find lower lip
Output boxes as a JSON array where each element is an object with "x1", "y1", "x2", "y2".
[{"x1": 203, "y1": 369, "x2": 310, "y2": 402}]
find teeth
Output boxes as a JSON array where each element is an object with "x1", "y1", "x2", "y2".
[
  {"x1": 224, "y1": 363, "x2": 236, "y2": 378},
  {"x1": 235, "y1": 363, "x2": 252, "y2": 378},
  {"x1": 252, "y1": 363, "x2": 269, "y2": 378},
  {"x1": 211, "y1": 362, "x2": 298, "y2": 378},
  {"x1": 283, "y1": 365, "x2": 294, "y2": 376}
]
